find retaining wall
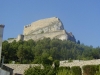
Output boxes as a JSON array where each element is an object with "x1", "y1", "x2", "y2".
[{"x1": 4, "y1": 59, "x2": 100, "y2": 75}]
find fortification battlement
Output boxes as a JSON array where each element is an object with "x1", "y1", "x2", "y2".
[{"x1": 24, "y1": 24, "x2": 31, "y2": 28}]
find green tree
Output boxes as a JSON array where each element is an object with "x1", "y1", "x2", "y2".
[
  {"x1": 41, "y1": 52, "x2": 53, "y2": 67},
  {"x1": 54, "y1": 60, "x2": 60, "y2": 70},
  {"x1": 17, "y1": 45, "x2": 24, "y2": 63},
  {"x1": 95, "y1": 65, "x2": 100, "y2": 75}
]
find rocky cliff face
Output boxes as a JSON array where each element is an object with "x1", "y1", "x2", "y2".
[
  {"x1": 7, "y1": 17, "x2": 76, "y2": 42},
  {"x1": 23, "y1": 17, "x2": 64, "y2": 35}
]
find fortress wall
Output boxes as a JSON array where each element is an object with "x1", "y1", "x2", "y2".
[
  {"x1": 17, "y1": 34, "x2": 24, "y2": 41},
  {"x1": 7, "y1": 39, "x2": 16, "y2": 43},
  {"x1": 4, "y1": 59, "x2": 100, "y2": 75},
  {"x1": 24, "y1": 30, "x2": 66, "y2": 41},
  {"x1": 8, "y1": 35, "x2": 24, "y2": 43},
  {"x1": 23, "y1": 25, "x2": 32, "y2": 35}
]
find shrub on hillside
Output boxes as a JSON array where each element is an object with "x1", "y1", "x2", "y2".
[
  {"x1": 24, "y1": 66, "x2": 56, "y2": 75},
  {"x1": 54, "y1": 60, "x2": 60, "y2": 69},
  {"x1": 57, "y1": 68, "x2": 72, "y2": 75},
  {"x1": 59, "y1": 66, "x2": 70, "y2": 70},
  {"x1": 82, "y1": 65, "x2": 97, "y2": 75},
  {"x1": 24, "y1": 66, "x2": 44, "y2": 75},
  {"x1": 95, "y1": 65, "x2": 100, "y2": 75},
  {"x1": 71, "y1": 66, "x2": 82, "y2": 75}
]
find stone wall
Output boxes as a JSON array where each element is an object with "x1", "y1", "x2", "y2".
[
  {"x1": 4, "y1": 59, "x2": 100, "y2": 75},
  {"x1": 7, "y1": 38, "x2": 16, "y2": 43},
  {"x1": 7, "y1": 35, "x2": 24, "y2": 43},
  {"x1": 60, "y1": 59, "x2": 100, "y2": 68},
  {"x1": 4, "y1": 64, "x2": 41, "y2": 75}
]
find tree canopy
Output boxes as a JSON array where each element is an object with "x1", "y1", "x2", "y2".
[{"x1": 2, "y1": 38, "x2": 100, "y2": 64}]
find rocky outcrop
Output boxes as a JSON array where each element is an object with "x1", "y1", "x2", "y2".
[
  {"x1": 23, "y1": 17, "x2": 64, "y2": 35},
  {"x1": 7, "y1": 17, "x2": 76, "y2": 42}
]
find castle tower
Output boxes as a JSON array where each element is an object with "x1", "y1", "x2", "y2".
[
  {"x1": 0, "y1": 25, "x2": 5, "y2": 63},
  {"x1": 17, "y1": 34, "x2": 24, "y2": 41}
]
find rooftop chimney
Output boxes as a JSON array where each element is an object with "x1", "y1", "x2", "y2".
[{"x1": 0, "y1": 25, "x2": 5, "y2": 63}]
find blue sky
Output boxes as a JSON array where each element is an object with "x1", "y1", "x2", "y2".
[{"x1": 0, "y1": 0, "x2": 100, "y2": 47}]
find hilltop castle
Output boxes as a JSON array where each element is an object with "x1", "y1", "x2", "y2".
[{"x1": 8, "y1": 17, "x2": 76, "y2": 42}]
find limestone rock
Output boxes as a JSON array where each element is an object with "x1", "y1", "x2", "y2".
[
  {"x1": 23, "y1": 17, "x2": 64, "y2": 35},
  {"x1": 7, "y1": 17, "x2": 76, "y2": 42}
]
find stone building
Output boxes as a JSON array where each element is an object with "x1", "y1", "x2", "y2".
[{"x1": 8, "y1": 17, "x2": 76, "y2": 42}]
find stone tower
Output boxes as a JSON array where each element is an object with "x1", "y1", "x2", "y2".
[{"x1": 0, "y1": 25, "x2": 4, "y2": 63}]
